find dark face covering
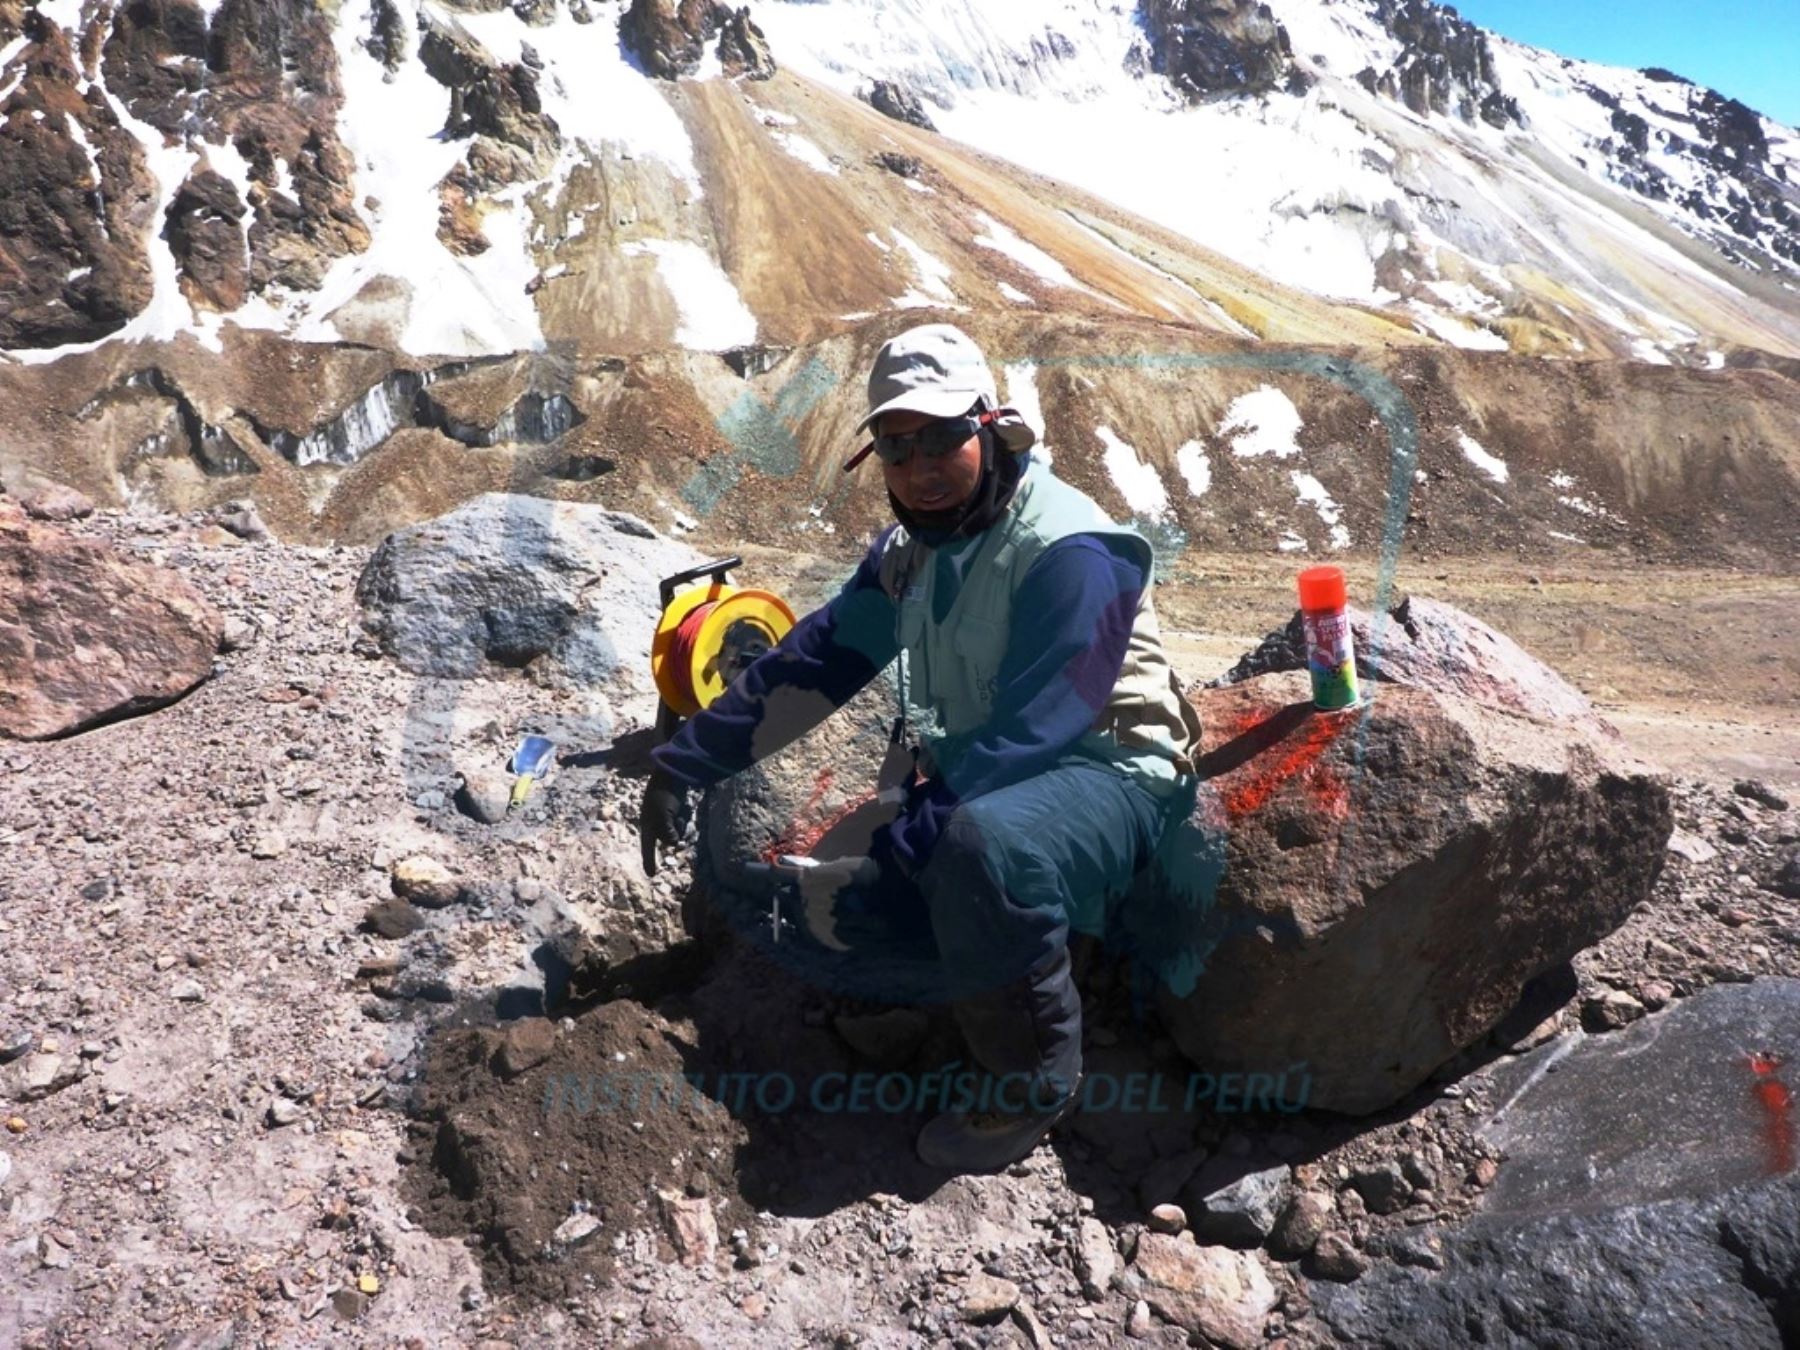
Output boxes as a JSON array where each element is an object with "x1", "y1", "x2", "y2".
[{"x1": 887, "y1": 428, "x2": 1026, "y2": 547}]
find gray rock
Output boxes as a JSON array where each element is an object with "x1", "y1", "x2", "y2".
[
  {"x1": 219, "y1": 616, "x2": 256, "y2": 652},
  {"x1": 171, "y1": 979, "x2": 206, "y2": 1002},
  {"x1": 552, "y1": 1211, "x2": 602, "y2": 1247},
  {"x1": 1307, "y1": 1232, "x2": 1369, "y2": 1282},
  {"x1": 0, "y1": 1149, "x2": 12, "y2": 1189},
  {"x1": 1075, "y1": 1217, "x2": 1117, "y2": 1299},
  {"x1": 1348, "y1": 1162, "x2": 1411, "y2": 1216},
  {"x1": 1582, "y1": 989, "x2": 1647, "y2": 1032},
  {"x1": 0, "y1": 1028, "x2": 31, "y2": 1063},
  {"x1": 1185, "y1": 1161, "x2": 1288, "y2": 1248},
  {"x1": 1147, "y1": 1203, "x2": 1187, "y2": 1235},
  {"x1": 355, "y1": 494, "x2": 702, "y2": 713},
  {"x1": 18, "y1": 1053, "x2": 74, "y2": 1101},
  {"x1": 864, "y1": 79, "x2": 937, "y2": 131},
  {"x1": 960, "y1": 1272, "x2": 1020, "y2": 1323},
  {"x1": 1733, "y1": 780, "x2": 1789, "y2": 812},
  {"x1": 1268, "y1": 1190, "x2": 1332, "y2": 1259},
  {"x1": 214, "y1": 500, "x2": 270, "y2": 540},
  {"x1": 1313, "y1": 981, "x2": 1800, "y2": 1346},
  {"x1": 267, "y1": 1098, "x2": 306, "y2": 1127},
  {"x1": 455, "y1": 769, "x2": 512, "y2": 824},
  {"x1": 20, "y1": 484, "x2": 95, "y2": 521},
  {"x1": 362, "y1": 898, "x2": 426, "y2": 939}
]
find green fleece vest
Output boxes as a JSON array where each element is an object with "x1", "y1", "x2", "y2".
[{"x1": 878, "y1": 460, "x2": 1202, "y2": 794}]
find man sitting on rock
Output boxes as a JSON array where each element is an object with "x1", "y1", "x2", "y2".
[{"x1": 640, "y1": 323, "x2": 1201, "y2": 1172}]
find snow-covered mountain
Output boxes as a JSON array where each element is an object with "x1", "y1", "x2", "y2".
[{"x1": 0, "y1": 0, "x2": 1796, "y2": 563}]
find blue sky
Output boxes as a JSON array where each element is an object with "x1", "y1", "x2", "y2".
[{"x1": 1449, "y1": 0, "x2": 1800, "y2": 127}]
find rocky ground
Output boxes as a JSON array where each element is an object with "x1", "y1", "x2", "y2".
[{"x1": 1, "y1": 505, "x2": 1796, "y2": 1346}]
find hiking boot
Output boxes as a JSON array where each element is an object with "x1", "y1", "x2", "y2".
[{"x1": 915, "y1": 1084, "x2": 1081, "y2": 1172}]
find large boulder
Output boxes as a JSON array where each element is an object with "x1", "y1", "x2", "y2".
[
  {"x1": 692, "y1": 597, "x2": 1671, "y2": 1114},
  {"x1": 0, "y1": 501, "x2": 223, "y2": 739},
  {"x1": 1313, "y1": 980, "x2": 1800, "y2": 1345},
  {"x1": 353, "y1": 493, "x2": 705, "y2": 711}
]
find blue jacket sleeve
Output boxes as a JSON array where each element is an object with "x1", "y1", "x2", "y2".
[
  {"x1": 883, "y1": 533, "x2": 1147, "y2": 874},
  {"x1": 649, "y1": 529, "x2": 901, "y2": 790}
]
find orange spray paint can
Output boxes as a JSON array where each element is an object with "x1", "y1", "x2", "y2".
[{"x1": 1298, "y1": 566, "x2": 1359, "y2": 711}]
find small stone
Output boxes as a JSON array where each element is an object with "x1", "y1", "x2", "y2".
[
  {"x1": 1188, "y1": 1161, "x2": 1288, "y2": 1247},
  {"x1": 1666, "y1": 830, "x2": 1718, "y2": 864},
  {"x1": 0, "y1": 1150, "x2": 11, "y2": 1189},
  {"x1": 658, "y1": 1190, "x2": 717, "y2": 1267},
  {"x1": 1126, "y1": 1299, "x2": 1153, "y2": 1338},
  {"x1": 219, "y1": 616, "x2": 256, "y2": 652},
  {"x1": 361, "y1": 898, "x2": 426, "y2": 940},
  {"x1": 18, "y1": 1054, "x2": 73, "y2": 1100},
  {"x1": 1306, "y1": 1232, "x2": 1369, "y2": 1282},
  {"x1": 0, "y1": 1029, "x2": 32, "y2": 1063},
  {"x1": 390, "y1": 855, "x2": 461, "y2": 908},
  {"x1": 356, "y1": 1273, "x2": 380, "y2": 1295},
  {"x1": 1721, "y1": 907, "x2": 1754, "y2": 928},
  {"x1": 960, "y1": 1272, "x2": 1020, "y2": 1323},
  {"x1": 455, "y1": 770, "x2": 512, "y2": 825},
  {"x1": 1147, "y1": 1204, "x2": 1186, "y2": 1235},
  {"x1": 267, "y1": 1098, "x2": 306, "y2": 1128},
  {"x1": 739, "y1": 1292, "x2": 768, "y2": 1319},
  {"x1": 1581, "y1": 989, "x2": 1645, "y2": 1032},
  {"x1": 1075, "y1": 1217, "x2": 1116, "y2": 1299},
  {"x1": 332, "y1": 1288, "x2": 370, "y2": 1321},
  {"x1": 171, "y1": 979, "x2": 205, "y2": 1003},
  {"x1": 1346, "y1": 1162, "x2": 1410, "y2": 1216},
  {"x1": 1384, "y1": 1231, "x2": 1446, "y2": 1270},
  {"x1": 1638, "y1": 980, "x2": 1674, "y2": 1010},
  {"x1": 1470, "y1": 1158, "x2": 1499, "y2": 1188},
  {"x1": 1268, "y1": 1191, "x2": 1332, "y2": 1259},
  {"x1": 1129, "y1": 1233, "x2": 1275, "y2": 1347},
  {"x1": 251, "y1": 832, "x2": 288, "y2": 860},
  {"x1": 4, "y1": 1117, "x2": 24, "y2": 1134},
  {"x1": 553, "y1": 1212, "x2": 602, "y2": 1247},
  {"x1": 39, "y1": 1234, "x2": 74, "y2": 1269},
  {"x1": 1734, "y1": 780, "x2": 1789, "y2": 812},
  {"x1": 493, "y1": 1019, "x2": 556, "y2": 1079}
]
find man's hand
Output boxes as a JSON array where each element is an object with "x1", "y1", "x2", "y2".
[
  {"x1": 790, "y1": 854, "x2": 882, "y2": 951},
  {"x1": 639, "y1": 769, "x2": 691, "y2": 877}
]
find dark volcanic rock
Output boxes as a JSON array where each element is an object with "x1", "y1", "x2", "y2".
[
  {"x1": 864, "y1": 79, "x2": 936, "y2": 131},
  {"x1": 716, "y1": 6, "x2": 774, "y2": 81},
  {"x1": 620, "y1": 0, "x2": 726, "y2": 80},
  {"x1": 1313, "y1": 981, "x2": 1800, "y2": 1347},
  {"x1": 165, "y1": 166, "x2": 249, "y2": 312},
  {"x1": 419, "y1": 13, "x2": 560, "y2": 179},
  {"x1": 1368, "y1": 0, "x2": 1520, "y2": 127},
  {"x1": 0, "y1": 14, "x2": 159, "y2": 348},
  {"x1": 0, "y1": 500, "x2": 223, "y2": 739},
  {"x1": 1135, "y1": 0, "x2": 1294, "y2": 102}
]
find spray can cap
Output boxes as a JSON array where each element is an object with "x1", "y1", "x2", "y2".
[{"x1": 1297, "y1": 565, "x2": 1347, "y2": 612}]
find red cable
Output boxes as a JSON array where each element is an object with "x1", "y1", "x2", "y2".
[{"x1": 667, "y1": 600, "x2": 717, "y2": 710}]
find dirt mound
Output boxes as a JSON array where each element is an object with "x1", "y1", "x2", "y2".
[{"x1": 407, "y1": 1000, "x2": 754, "y2": 1300}]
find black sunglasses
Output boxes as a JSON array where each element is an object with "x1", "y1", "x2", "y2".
[{"x1": 843, "y1": 409, "x2": 995, "y2": 472}]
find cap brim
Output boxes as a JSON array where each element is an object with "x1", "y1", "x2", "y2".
[{"x1": 853, "y1": 386, "x2": 985, "y2": 436}]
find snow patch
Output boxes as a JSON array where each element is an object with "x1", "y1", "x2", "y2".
[
  {"x1": 889, "y1": 230, "x2": 960, "y2": 309},
  {"x1": 1455, "y1": 428, "x2": 1508, "y2": 483},
  {"x1": 1409, "y1": 304, "x2": 1509, "y2": 351},
  {"x1": 771, "y1": 130, "x2": 839, "y2": 176},
  {"x1": 1290, "y1": 471, "x2": 1349, "y2": 550},
  {"x1": 997, "y1": 281, "x2": 1033, "y2": 304},
  {"x1": 1175, "y1": 440, "x2": 1210, "y2": 497},
  {"x1": 1220, "y1": 386, "x2": 1304, "y2": 459},
  {"x1": 1096, "y1": 426, "x2": 1169, "y2": 521},
  {"x1": 970, "y1": 212, "x2": 1084, "y2": 291},
  {"x1": 623, "y1": 240, "x2": 758, "y2": 351},
  {"x1": 1002, "y1": 361, "x2": 1049, "y2": 467}
]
